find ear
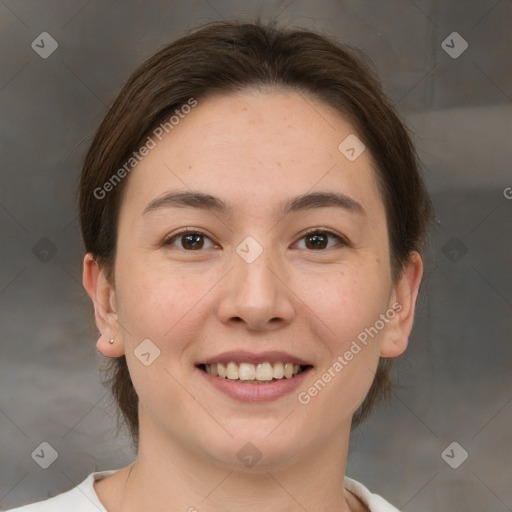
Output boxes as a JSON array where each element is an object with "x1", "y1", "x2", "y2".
[
  {"x1": 380, "y1": 251, "x2": 424, "y2": 358},
  {"x1": 82, "y1": 252, "x2": 125, "y2": 357}
]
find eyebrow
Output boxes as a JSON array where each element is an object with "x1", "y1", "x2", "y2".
[{"x1": 142, "y1": 190, "x2": 365, "y2": 217}]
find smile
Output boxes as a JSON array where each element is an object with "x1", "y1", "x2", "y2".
[{"x1": 196, "y1": 363, "x2": 314, "y2": 402}]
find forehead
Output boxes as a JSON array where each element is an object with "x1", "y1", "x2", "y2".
[{"x1": 120, "y1": 89, "x2": 384, "y2": 222}]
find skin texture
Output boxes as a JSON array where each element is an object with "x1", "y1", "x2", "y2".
[{"x1": 83, "y1": 89, "x2": 423, "y2": 512}]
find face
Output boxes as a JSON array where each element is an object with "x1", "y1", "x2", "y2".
[{"x1": 88, "y1": 89, "x2": 421, "y2": 471}]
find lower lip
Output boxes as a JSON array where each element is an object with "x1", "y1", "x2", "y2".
[{"x1": 196, "y1": 366, "x2": 313, "y2": 402}]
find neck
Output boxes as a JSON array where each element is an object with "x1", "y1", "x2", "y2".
[{"x1": 110, "y1": 418, "x2": 358, "y2": 512}]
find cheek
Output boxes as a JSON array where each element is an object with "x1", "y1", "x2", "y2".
[
  {"x1": 117, "y1": 273, "x2": 196, "y2": 337},
  {"x1": 294, "y1": 271, "x2": 390, "y2": 421},
  {"x1": 296, "y1": 266, "x2": 391, "y2": 349},
  {"x1": 114, "y1": 261, "x2": 209, "y2": 405},
  {"x1": 114, "y1": 252, "x2": 221, "y2": 359}
]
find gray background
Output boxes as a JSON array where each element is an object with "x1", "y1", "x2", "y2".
[{"x1": 1, "y1": 1, "x2": 511, "y2": 510}]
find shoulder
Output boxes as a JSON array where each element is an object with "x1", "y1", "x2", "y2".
[
  {"x1": 3, "y1": 470, "x2": 119, "y2": 512},
  {"x1": 344, "y1": 476, "x2": 401, "y2": 512}
]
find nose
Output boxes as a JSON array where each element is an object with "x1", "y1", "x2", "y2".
[{"x1": 217, "y1": 247, "x2": 296, "y2": 331}]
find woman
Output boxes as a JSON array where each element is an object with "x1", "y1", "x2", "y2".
[{"x1": 8, "y1": 18, "x2": 432, "y2": 512}]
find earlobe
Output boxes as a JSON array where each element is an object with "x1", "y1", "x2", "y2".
[
  {"x1": 95, "y1": 333, "x2": 125, "y2": 358},
  {"x1": 82, "y1": 253, "x2": 125, "y2": 358},
  {"x1": 380, "y1": 251, "x2": 424, "y2": 358}
]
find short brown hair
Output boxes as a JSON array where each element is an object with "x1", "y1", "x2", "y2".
[{"x1": 78, "y1": 18, "x2": 433, "y2": 452}]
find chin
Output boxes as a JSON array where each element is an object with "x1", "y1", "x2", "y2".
[{"x1": 196, "y1": 429, "x2": 306, "y2": 473}]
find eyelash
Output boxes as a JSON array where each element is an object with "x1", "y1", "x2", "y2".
[{"x1": 162, "y1": 227, "x2": 349, "y2": 251}]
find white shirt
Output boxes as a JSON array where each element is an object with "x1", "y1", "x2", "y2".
[{"x1": 4, "y1": 470, "x2": 400, "y2": 511}]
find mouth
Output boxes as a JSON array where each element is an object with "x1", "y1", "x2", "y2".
[{"x1": 194, "y1": 351, "x2": 314, "y2": 401}]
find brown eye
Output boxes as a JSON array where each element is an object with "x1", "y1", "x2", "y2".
[
  {"x1": 180, "y1": 233, "x2": 204, "y2": 250},
  {"x1": 163, "y1": 230, "x2": 217, "y2": 251},
  {"x1": 296, "y1": 230, "x2": 346, "y2": 250}
]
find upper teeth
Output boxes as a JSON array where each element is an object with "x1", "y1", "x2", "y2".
[{"x1": 205, "y1": 362, "x2": 302, "y2": 381}]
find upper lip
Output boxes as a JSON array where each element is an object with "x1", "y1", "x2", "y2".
[{"x1": 198, "y1": 350, "x2": 313, "y2": 367}]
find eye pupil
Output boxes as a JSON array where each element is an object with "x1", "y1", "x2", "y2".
[
  {"x1": 183, "y1": 234, "x2": 203, "y2": 250},
  {"x1": 306, "y1": 233, "x2": 328, "y2": 250}
]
